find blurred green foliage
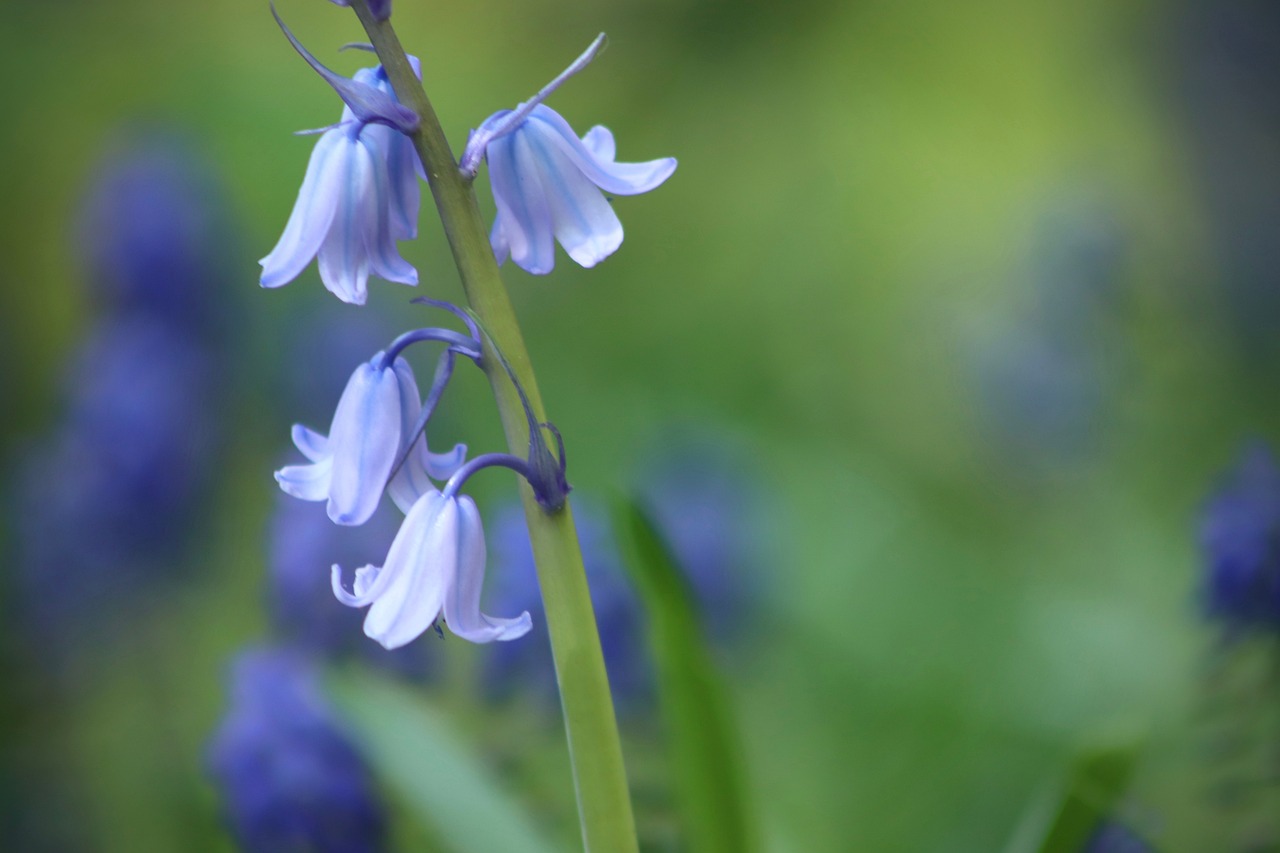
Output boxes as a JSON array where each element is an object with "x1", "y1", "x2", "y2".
[{"x1": 1, "y1": 0, "x2": 1275, "y2": 850}]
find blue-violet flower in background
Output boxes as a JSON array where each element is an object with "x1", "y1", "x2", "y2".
[
  {"x1": 1083, "y1": 821, "x2": 1153, "y2": 853},
  {"x1": 207, "y1": 647, "x2": 386, "y2": 853},
  {"x1": 332, "y1": 490, "x2": 532, "y2": 649},
  {"x1": 78, "y1": 136, "x2": 233, "y2": 332},
  {"x1": 479, "y1": 104, "x2": 676, "y2": 275},
  {"x1": 276, "y1": 353, "x2": 412, "y2": 526},
  {"x1": 329, "y1": 0, "x2": 392, "y2": 22},
  {"x1": 268, "y1": 494, "x2": 437, "y2": 679},
  {"x1": 260, "y1": 65, "x2": 420, "y2": 304},
  {"x1": 1200, "y1": 442, "x2": 1280, "y2": 630},
  {"x1": 483, "y1": 500, "x2": 651, "y2": 707}
]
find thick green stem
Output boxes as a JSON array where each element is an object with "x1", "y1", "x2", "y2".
[{"x1": 348, "y1": 4, "x2": 637, "y2": 851}]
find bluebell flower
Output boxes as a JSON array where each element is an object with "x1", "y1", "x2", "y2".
[
  {"x1": 482, "y1": 500, "x2": 652, "y2": 707},
  {"x1": 332, "y1": 490, "x2": 532, "y2": 649},
  {"x1": 206, "y1": 646, "x2": 386, "y2": 853},
  {"x1": 276, "y1": 353, "x2": 410, "y2": 526},
  {"x1": 1083, "y1": 821, "x2": 1153, "y2": 853},
  {"x1": 260, "y1": 65, "x2": 421, "y2": 305},
  {"x1": 634, "y1": 436, "x2": 768, "y2": 645},
  {"x1": 478, "y1": 104, "x2": 676, "y2": 275},
  {"x1": 268, "y1": 493, "x2": 398, "y2": 653},
  {"x1": 11, "y1": 314, "x2": 219, "y2": 653},
  {"x1": 78, "y1": 135, "x2": 232, "y2": 333},
  {"x1": 1200, "y1": 443, "x2": 1280, "y2": 629},
  {"x1": 268, "y1": 494, "x2": 439, "y2": 680}
]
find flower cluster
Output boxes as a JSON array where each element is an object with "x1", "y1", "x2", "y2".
[
  {"x1": 272, "y1": 300, "x2": 572, "y2": 649},
  {"x1": 260, "y1": 24, "x2": 674, "y2": 304},
  {"x1": 10, "y1": 137, "x2": 232, "y2": 662},
  {"x1": 207, "y1": 648, "x2": 387, "y2": 853},
  {"x1": 1199, "y1": 443, "x2": 1280, "y2": 631},
  {"x1": 254, "y1": 19, "x2": 672, "y2": 654}
]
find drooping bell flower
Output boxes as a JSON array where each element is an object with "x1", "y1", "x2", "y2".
[
  {"x1": 461, "y1": 34, "x2": 677, "y2": 275},
  {"x1": 332, "y1": 490, "x2": 531, "y2": 649},
  {"x1": 275, "y1": 353, "x2": 408, "y2": 526},
  {"x1": 259, "y1": 11, "x2": 421, "y2": 304}
]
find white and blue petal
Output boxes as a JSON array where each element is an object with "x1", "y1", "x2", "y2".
[
  {"x1": 358, "y1": 133, "x2": 418, "y2": 287},
  {"x1": 259, "y1": 130, "x2": 344, "y2": 289},
  {"x1": 316, "y1": 133, "x2": 376, "y2": 305},
  {"x1": 324, "y1": 358, "x2": 402, "y2": 525},
  {"x1": 529, "y1": 106, "x2": 677, "y2": 196},
  {"x1": 275, "y1": 455, "x2": 333, "y2": 502},
  {"x1": 488, "y1": 129, "x2": 557, "y2": 275},
  {"x1": 331, "y1": 491, "x2": 529, "y2": 649},
  {"x1": 290, "y1": 424, "x2": 329, "y2": 463},
  {"x1": 480, "y1": 104, "x2": 676, "y2": 274},
  {"x1": 444, "y1": 496, "x2": 531, "y2": 642},
  {"x1": 527, "y1": 127, "x2": 624, "y2": 268},
  {"x1": 359, "y1": 491, "x2": 454, "y2": 649},
  {"x1": 259, "y1": 62, "x2": 422, "y2": 303}
]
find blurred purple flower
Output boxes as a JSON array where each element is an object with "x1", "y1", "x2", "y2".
[
  {"x1": 10, "y1": 314, "x2": 220, "y2": 646},
  {"x1": 1173, "y1": 1, "x2": 1280, "y2": 362},
  {"x1": 634, "y1": 436, "x2": 768, "y2": 644},
  {"x1": 1200, "y1": 443, "x2": 1280, "y2": 629},
  {"x1": 1083, "y1": 821, "x2": 1152, "y2": 853},
  {"x1": 77, "y1": 136, "x2": 233, "y2": 333},
  {"x1": 268, "y1": 494, "x2": 437, "y2": 679},
  {"x1": 329, "y1": 0, "x2": 391, "y2": 21},
  {"x1": 971, "y1": 197, "x2": 1125, "y2": 470},
  {"x1": 483, "y1": 439, "x2": 767, "y2": 709},
  {"x1": 207, "y1": 647, "x2": 386, "y2": 853},
  {"x1": 481, "y1": 500, "x2": 651, "y2": 707}
]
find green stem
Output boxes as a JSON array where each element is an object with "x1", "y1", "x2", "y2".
[{"x1": 348, "y1": 4, "x2": 637, "y2": 851}]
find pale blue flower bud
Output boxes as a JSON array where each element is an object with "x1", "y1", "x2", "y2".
[
  {"x1": 275, "y1": 353, "x2": 409, "y2": 526},
  {"x1": 332, "y1": 491, "x2": 531, "y2": 649},
  {"x1": 481, "y1": 104, "x2": 676, "y2": 275}
]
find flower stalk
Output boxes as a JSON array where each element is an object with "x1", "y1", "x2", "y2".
[{"x1": 347, "y1": 2, "x2": 638, "y2": 850}]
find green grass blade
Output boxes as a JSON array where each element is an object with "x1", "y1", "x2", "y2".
[
  {"x1": 616, "y1": 498, "x2": 757, "y2": 853},
  {"x1": 327, "y1": 668, "x2": 558, "y2": 853},
  {"x1": 1004, "y1": 733, "x2": 1144, "y2": 853}
]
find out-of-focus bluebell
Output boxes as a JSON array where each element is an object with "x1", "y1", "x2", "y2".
[
  {"x1": 268, "y1": 492, "x2": 437, "y2": 680},
  {"x1": 207, "y1": 646, "x2": 386, "y2": 853},
  {"x1": 333, "y1": 491, "x2": 531, "y2": 649},
  {"x1": 10, "y1": 314, "x2": 220, "y2": 649},
  {"x1": 276, "y1": 354, "x2": 413, "y2": 526},
  {"x1": 1083, "y1": 821, "x2": 1153, "y2": 853},
  {"x1": 1199, "y1": 443, "x2": 1280, "y2": 630},
  {"x1": 276, "y1": 305, "x2": 399, "y2": 428},
  {"x1": 634, "y1": 434, "x2": 769, "y2": 644},
  {"x1": 1172, "y1": 1, "x2": 1280, "y2": 362},
  {"x1": 970, "y1": 196, "x2": 1126, "y2": 470},
  {"x1": 481, "y1": 500, "x2": 651, "y2": 707},
  {"x1": 76, "y1": 135, "x2": 233, "y2": 334},
  {"x1": 260, "y1": 45, "x2": 420, "y2": 304},
  {"x1": 480, "y1": 105, "x2": 676, "y2": 274},
  {"x1": 328, "y1": 0, "x2": 391, "y2": 22}
]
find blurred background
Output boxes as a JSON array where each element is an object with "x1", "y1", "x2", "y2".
[{"x1": 2, "y1": 0, "x2": 1279, "y2": 850}]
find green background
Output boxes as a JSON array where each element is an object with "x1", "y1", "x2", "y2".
[{"x1": 1, "y1": 0, "x2": 1275, "y2": 850}]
